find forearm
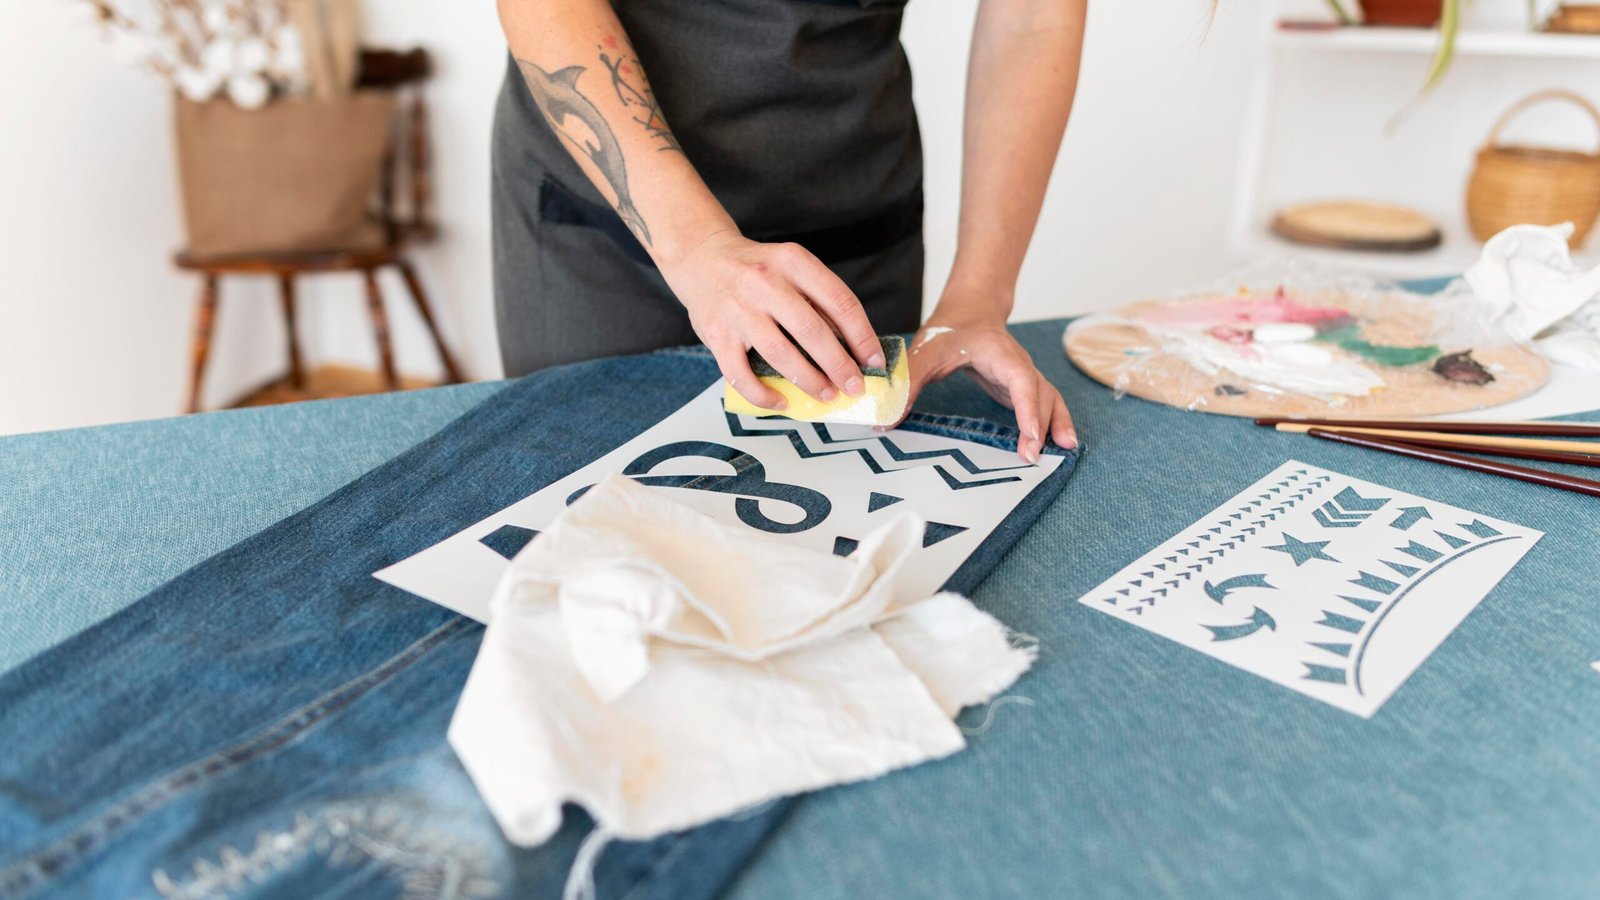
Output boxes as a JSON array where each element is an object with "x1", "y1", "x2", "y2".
[
  {"x1": 498, "y1": 0, "x2": 735, "y2": 267},
  {"x1": 938, "y1": 0, "x2": 1087, "y2": 322}
]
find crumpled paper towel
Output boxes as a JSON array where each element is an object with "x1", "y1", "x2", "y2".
[
  {"x1": 448, "y1": 474, "x2": 1035, "y2": 846},
  {"x1": 1464, "y1": 223, "x2": 1600, "y2": 371}
]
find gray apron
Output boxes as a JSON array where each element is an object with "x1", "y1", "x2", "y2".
[{"x1": 492, "y1": 0, "x2": 924, "y2": 377}]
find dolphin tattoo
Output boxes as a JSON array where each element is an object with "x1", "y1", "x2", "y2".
[{"x1": 516, "y1": 59, "x2": 651, "y2": 245}]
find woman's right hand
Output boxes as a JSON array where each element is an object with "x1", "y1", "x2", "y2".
[{"x1": 659, "y1": 228, "x2": 884, "y2": 410}]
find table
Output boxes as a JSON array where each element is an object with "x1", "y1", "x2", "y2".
[{"x1": 4, "y1": 319, "x2": 1598, "y2": 898}]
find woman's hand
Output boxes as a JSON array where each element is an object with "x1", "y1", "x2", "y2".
[
  {"x1": 897, "y1": 304, "x2": 1077, "y2": 463},
  {"x1": 659, "y1": 228, "x2": 884, "y2": 410}
]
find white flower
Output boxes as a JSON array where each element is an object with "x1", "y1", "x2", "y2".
[
  {"x1": 176, "y1": 66, "x2": 223, "y2": 102},
  {"x1": 227, "y1": 73, "x2": 270, "y2": 110},
  {"x1": 108, "y1": 30, "x2": 150, "y2": 66},
  {"x1": 234, "y1": 36, "x2": 270, "y2": 73},
  {"x1": 201, "y1": 37, "x2": 236, "y2": 77}
]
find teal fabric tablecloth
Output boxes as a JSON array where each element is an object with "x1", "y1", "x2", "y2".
[
  {"x1": 3, "y1": 317, "x2": 1598, "y2": 898},
  {"x1": 0, "y1": 383, "x2": 502, "y2": 673}
]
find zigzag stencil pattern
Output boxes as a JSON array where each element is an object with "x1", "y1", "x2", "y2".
[{"x1": 724, "y1": 412, "x2": 1031, "y2": 490}]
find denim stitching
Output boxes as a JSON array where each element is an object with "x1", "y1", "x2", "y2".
[{"x1": 0, "y1": 617, "x2": 474, "y2": 899}]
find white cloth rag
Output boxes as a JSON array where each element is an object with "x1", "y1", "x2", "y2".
[
  {"x1": 1463, "y1": 223, "x2": 1600, "y2": 371},
  {"x1": 448, "y1": 474, "x2": 1036, "y2": 845}
]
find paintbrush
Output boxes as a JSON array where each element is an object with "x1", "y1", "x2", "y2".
[
  {"x1": 1361, "y1": 433, "x2": 1600, "y2": 469},
  {"x1": 1255, "y1": 416, "x2": 1600, "y2": 438},
  {"x1": 1272, "y1": 422, "x2": 1600, "y2": 457},
  {"x1": 1305, "y1": 428, "x2": 1600, "y2": 499}
]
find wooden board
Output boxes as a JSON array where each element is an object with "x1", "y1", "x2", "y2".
[
  {"x1": 1270, "y1": 201, "x2": 1443, "y2": 253},
  {"x1": 1065, "y1": 292, "x2": 1549, "y2": 419}
]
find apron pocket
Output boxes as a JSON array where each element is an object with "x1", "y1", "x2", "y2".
[{"x1": 537, "y1": 176, "x2": 654, "y2": 267}]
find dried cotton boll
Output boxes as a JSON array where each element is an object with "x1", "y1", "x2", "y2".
[
  {"x1": 234, "y1": 37, "x2": 271, "y2": 74},
  {"x1": 271, "y1": 26, "x2": 307, "y2": 81},
  {"x1": 202, "y1": 38, "x2": 237, "y2": 78},
  {"x1": 227, "y1": 73, "x2": 270, "y2": 110},
  {"x1": 176, "y1": 66, "x2": 223, "y2": 102},
  {"x1": 201, "y1": 2, "x2": 236, "y2": 36}
]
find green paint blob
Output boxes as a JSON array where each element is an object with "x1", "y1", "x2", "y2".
[{"x1": 1317, "y1": 325, "x2": 1439, "y2": 367}]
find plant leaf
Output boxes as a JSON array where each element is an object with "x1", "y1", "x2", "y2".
[
  {"x1": 1324, "y1": 0, "x2": 1356, "y2": 25},
  {"x1": 1421, "y1": 0, "x2": 1461, "y2": 94}
]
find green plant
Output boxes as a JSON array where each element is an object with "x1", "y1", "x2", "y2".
[{"x1": 1422, "y1": 0, "x2": 1462, "y2": 93}]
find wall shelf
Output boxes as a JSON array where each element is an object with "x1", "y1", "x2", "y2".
[
  {"x1": 1272, "y1": 25, "x2": 1600, "y2": 60},
  {"x1": 1227, "y1": 6, "x2": 1600, "y2": 282}
]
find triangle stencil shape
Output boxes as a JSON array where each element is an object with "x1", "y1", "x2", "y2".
[
  {"x1": 867, "y1": 492, "x2": 904, "y2": 513},
  {"x1": 922, "y1": 521, "x2": 970, "y2": 547},
  {"x1": 832, "y1": 536, "x2": 860, "y2": 557}
]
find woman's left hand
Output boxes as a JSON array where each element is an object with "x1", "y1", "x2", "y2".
[{"x1": 892, "y1": 308, "x2": 1077, "y2": 463}]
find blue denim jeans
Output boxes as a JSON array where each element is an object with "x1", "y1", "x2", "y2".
[{"x1": 0, "y1": 346, "x2": 1078, "y2": 899}]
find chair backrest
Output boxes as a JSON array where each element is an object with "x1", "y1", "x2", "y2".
[{"x1": 357, "y1": 48, "x2": 436, "y2": 244}]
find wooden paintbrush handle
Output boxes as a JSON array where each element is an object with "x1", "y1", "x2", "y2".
[
  {"x1": 1256, "y1": 416, "x2": 1600, "y2": 438},
  {"x1": 1277, "y1": 422, "x2": 1600, "y2": 456},
  {"x1": 1307, "y1": 428, "x2": 1600, "y2": 499}
]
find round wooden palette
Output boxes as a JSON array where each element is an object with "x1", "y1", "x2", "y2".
[{"x1": 1064, "y1": 291, "x2": 1549, "y2": 419}]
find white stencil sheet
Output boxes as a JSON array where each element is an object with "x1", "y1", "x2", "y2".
[
  {"x1": 375, "y1": 383, "x2": 1063, "y2": 622},
  {"x1": 1079, "y1": 460, "x2": 1542, "y2": 717}
]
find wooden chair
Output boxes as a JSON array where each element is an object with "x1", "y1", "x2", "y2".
[{"x1": 174, "y1": 48, "x2": 464, "y2": 414}]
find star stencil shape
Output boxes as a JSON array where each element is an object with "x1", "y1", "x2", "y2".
[{"x1": 1265, "y1": 532, "x2": 1339, "y2": 567}]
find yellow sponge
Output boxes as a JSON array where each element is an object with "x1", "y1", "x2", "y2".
[{"x1": 723, "y1": 335, "x2": 909, "y2": 426}]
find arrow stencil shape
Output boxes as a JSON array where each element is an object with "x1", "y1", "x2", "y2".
[
  {"x1": 1333, "y1": 486, "x2": 1390, "y2": 511},
  {"x1": 1204, "y1": 607, "x2": 1277, "y2": 642},
  {"x1": 1203, "y1": 573, "x2": 1275, "y2": 603},
  {"x1": 1389, "y1": 506, "x2": 1431, "y2": 530},
  {"x1": 1313, "y1": 486, "x2": 1392, "y2": 529}
]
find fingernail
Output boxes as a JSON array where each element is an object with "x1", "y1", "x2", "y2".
[
  {"x1": 819, "y1": 386, "x2": 836, "y2": 401},
  {"x1": 868, "y1": 353, "x2": 885, "y2": 368},
  {"x1": 1061, "y1": 432, "x2": 1079, "y2": 450},
  {"x1": 873, "y1": 425, "x2": 890, "y2": 433},
  {"x1": 770, "y1": 397, "x2": 788, "y2": 411},
  {"x1": 845, "y1": 376, "x2": 863, "y2": 396},
  {"x1": 1025, "y1": 447, "x2": 1039, "y2": 464}
]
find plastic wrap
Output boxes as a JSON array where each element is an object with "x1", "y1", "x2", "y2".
[{"x1": 1062, "y1": 261, "x2": 1550, "y2": 419}]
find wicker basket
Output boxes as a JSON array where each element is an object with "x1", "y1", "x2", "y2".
[{"x1": 1465, "y1": 89, "x2": 1600, "y2": 247}]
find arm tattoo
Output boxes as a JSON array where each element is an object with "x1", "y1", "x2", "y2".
[
  {"x1": 599, "y1": 51, "x2": 683, "y2": 154},
  {"x1": 515, "y1": 58, "x2": 652, "y2": 245}
]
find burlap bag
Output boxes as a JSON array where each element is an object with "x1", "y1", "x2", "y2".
[{"x1": 174, "y1": 90, "x2": 396, "y2": 259}]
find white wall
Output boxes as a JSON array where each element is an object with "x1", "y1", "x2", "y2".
[
  {"x1": 908, "y1": 0, "x2": 1255, "y2": 321},
  {"x1": 1, "y1": 0, "x2": 1260, "y2": 436}
]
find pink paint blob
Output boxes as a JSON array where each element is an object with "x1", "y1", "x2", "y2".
[{"x1": 1141, "y1": 287, "x2": 1353, "y2": 330}]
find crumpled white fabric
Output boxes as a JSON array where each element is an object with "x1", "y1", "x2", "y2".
[
  {"x1": 1464, "y1": 223, "x2": 1600, "y2": 371},
  {"x1": 447, "y1": 475, "x2": 1035, "y2": 845}
]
